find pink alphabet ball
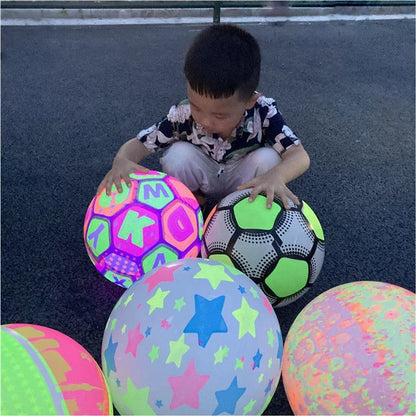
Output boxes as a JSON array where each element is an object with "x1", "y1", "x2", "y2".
[
  {"x1": 84, "y1": 171, "x2": 204, "y2": 288},
  {"x1": 282, "y1": 281, "x2": 415, "y2": 415},
  {"x1": 1, "y1": 324, "x2": 112, "y2": 415}
]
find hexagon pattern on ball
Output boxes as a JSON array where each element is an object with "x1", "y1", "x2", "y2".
[
  {"x1": 84, "y1": 171, "x2": 204, "y2": 288},
  {"x1": 102, "y1": 258, "x2": 283, "y2": 415},
  {"x1": 282, "y1": 281, "x2": 415, "y2": 415},
  {"x1": 201, "y1": 189, "x2": 325, "y2": 307},
  {"x1": 1, "y1": 324, "x2": 112, "y2": 415}
]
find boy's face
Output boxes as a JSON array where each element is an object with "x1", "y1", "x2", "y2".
[{"x1": 187, "y1": 84, "x2": 260, "y2": 139}]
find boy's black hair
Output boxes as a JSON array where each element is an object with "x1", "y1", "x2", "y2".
[{"x1": 184, "y1": 24, "x2": 261, "y2": 100}]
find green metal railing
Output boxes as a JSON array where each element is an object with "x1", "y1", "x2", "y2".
[{"x1": 1, "y1": 0, "x2": 414, "y2": 23}]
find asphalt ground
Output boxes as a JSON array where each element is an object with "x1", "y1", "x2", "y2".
[{"x1": 1, "y1": 19, "x2": 415, "y2": 415}]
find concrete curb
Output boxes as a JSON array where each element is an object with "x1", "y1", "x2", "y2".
[{"x1": 1, "y1": 4, "x2": 415, "y2": 25}]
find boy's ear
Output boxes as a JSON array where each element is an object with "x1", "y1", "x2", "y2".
[{"x1": 246, "y1": 92, "x2": 262, "y2": 109}]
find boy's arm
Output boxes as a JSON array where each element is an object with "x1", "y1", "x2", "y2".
[
  {"x1": 237, "y1": 143, "x2": 310, "y2": 210},
  {"x1": 97, "y1": 138, "x2": 152, "y2": 195}
]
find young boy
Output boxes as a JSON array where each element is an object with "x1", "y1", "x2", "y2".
[{"x1": 98, "y1": 24, "x2": 310, "y2": 210}]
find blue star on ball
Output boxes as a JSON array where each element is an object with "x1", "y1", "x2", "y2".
[
  {"x1": 213, "y1": 376, "x2": 246, "y2": 415},
  {"x1": 252, "y1": 348, "x2": 263, "y2": 369},
  {"x1": 103, "y1": 334, "x2": 118, "y2": 376},
  {"x1": 184, "y1": 294, "x2": 227, "y2": 348}
]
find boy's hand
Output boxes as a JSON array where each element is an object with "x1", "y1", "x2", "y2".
[
  {"x1": 97, "y1": 157, "x2": 149, "y2": 195},
  {"x1": 237, "y1": 144, "x2": 309, "y2": 210},
  {"x1": 237, "y1": 171, "x2": 299, "y2": 210}
]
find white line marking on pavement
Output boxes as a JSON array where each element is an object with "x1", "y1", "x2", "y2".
[{"x1": 1, "y1": 13, "x2": 414, "y2": 26}]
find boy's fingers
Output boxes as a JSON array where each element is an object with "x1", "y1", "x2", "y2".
[
  {"x1": 106, "y1": 181, "x2": 115, "y2": 195},
  {"x1": 287, "y1": 190, "x2": 300, "y2": 207},
  {"x1": 96, "y1": 182, "x2": 104, "y2": 196},
  {"x1": 97, "y1": 172, "x2": 113, "y2": 195},
  {"x1": 123, "y1": 175, "x2": 132, "y2": 189},
  {"x1": 237, "y1": 183, "x2": 249, "y2": 191},
  {"x1": 113, "y1": 177, "x2": 123, "y2": 193},
  {"x1": 266, "y1": 191, "x2": 274, "y2": 209},
  {"x1": 238, "y1": 178, "x2": 258, "y2": 191},
  {"x1": 248, "y1": 187, "x2": 260, "y2": 202},
  {"x1": 282, "y1": 197, "x2": 291, "y2": 210},
  {"x1": 129, "y1": 163, "x2": 149, "y2": 175}
]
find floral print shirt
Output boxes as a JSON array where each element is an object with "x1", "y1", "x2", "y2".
[{"x1": 137, "y1": 95, "x2": 300, "y2": 163}]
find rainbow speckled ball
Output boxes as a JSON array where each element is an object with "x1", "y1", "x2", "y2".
[
  {"x1": 282, "y1": 281, "x2": 415, "y2": 415},
  {"x1": 102, "y1": 258, "x2": 283, "y2": 415},
  {"x1": 84, "y1": 171, "x2": 203, "y2": 288},
  {"x1": 1, "y1": 324, "x2": 112, "y2": 415}
]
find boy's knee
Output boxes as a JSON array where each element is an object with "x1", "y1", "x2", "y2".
[
  {"x1": 161, "y1": 142, "x2": 195, "y2": 169},
  {"x1": 249, "y1": 147, "x2": 281, "y2": 173},
  {"x1": 161, "y1": 141, "x2": 206, "y2": 178},
  {"x1": 160, "y1": 142, "x2": 209, "y2": 193}
]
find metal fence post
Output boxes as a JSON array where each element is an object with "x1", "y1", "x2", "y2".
[{"x1": 213, "y1": 1, "x2": 221, "y2": 23}]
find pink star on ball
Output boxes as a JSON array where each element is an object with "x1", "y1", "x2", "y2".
[
  {"x1": 168, "y1": 359, "x2": 210, "y2": 410},
  {"x1": 142, "y1": 264, "x2": 182, "y2": 292},
  {"x1": 125, "y1": 322, "x2": 144, "y2": 357}
]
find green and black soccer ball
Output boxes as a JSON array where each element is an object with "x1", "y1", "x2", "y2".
[{"x1": 201, "y1": 189, "x2": 325, "y2": 307}]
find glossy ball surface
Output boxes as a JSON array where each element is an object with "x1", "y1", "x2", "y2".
[
  {"x1": 1, "y1": 323, "x2": 112, "y2": 415},
  {"x1": 202, "y1": 190, "x2": 325, "y2": 307},
  {"x1": 282, "y1": 281, "x2": 415, "y2": 415},
  {"x1": 102, "y1": 258, "x2": 283, "y2": 415},
  {"x1": 84, "y1": 171, "x2": 203, "y2": 288}
]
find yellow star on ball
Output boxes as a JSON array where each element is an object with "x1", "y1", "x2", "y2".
[{"x1": 193, "y1": 263, "x2": 234, "y2": 290}]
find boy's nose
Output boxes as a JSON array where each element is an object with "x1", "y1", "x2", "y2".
[{"x1": 200, "y1": 119, "x2": 214, "y2": 132}]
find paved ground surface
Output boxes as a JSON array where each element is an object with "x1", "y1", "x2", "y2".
[{"x1": 1, "y1": 19, "x2": 415, "y2": 415}]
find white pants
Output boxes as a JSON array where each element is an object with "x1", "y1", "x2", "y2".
[{"x1": 160, "y1": 141, "x2": 281, "y2": 200}]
